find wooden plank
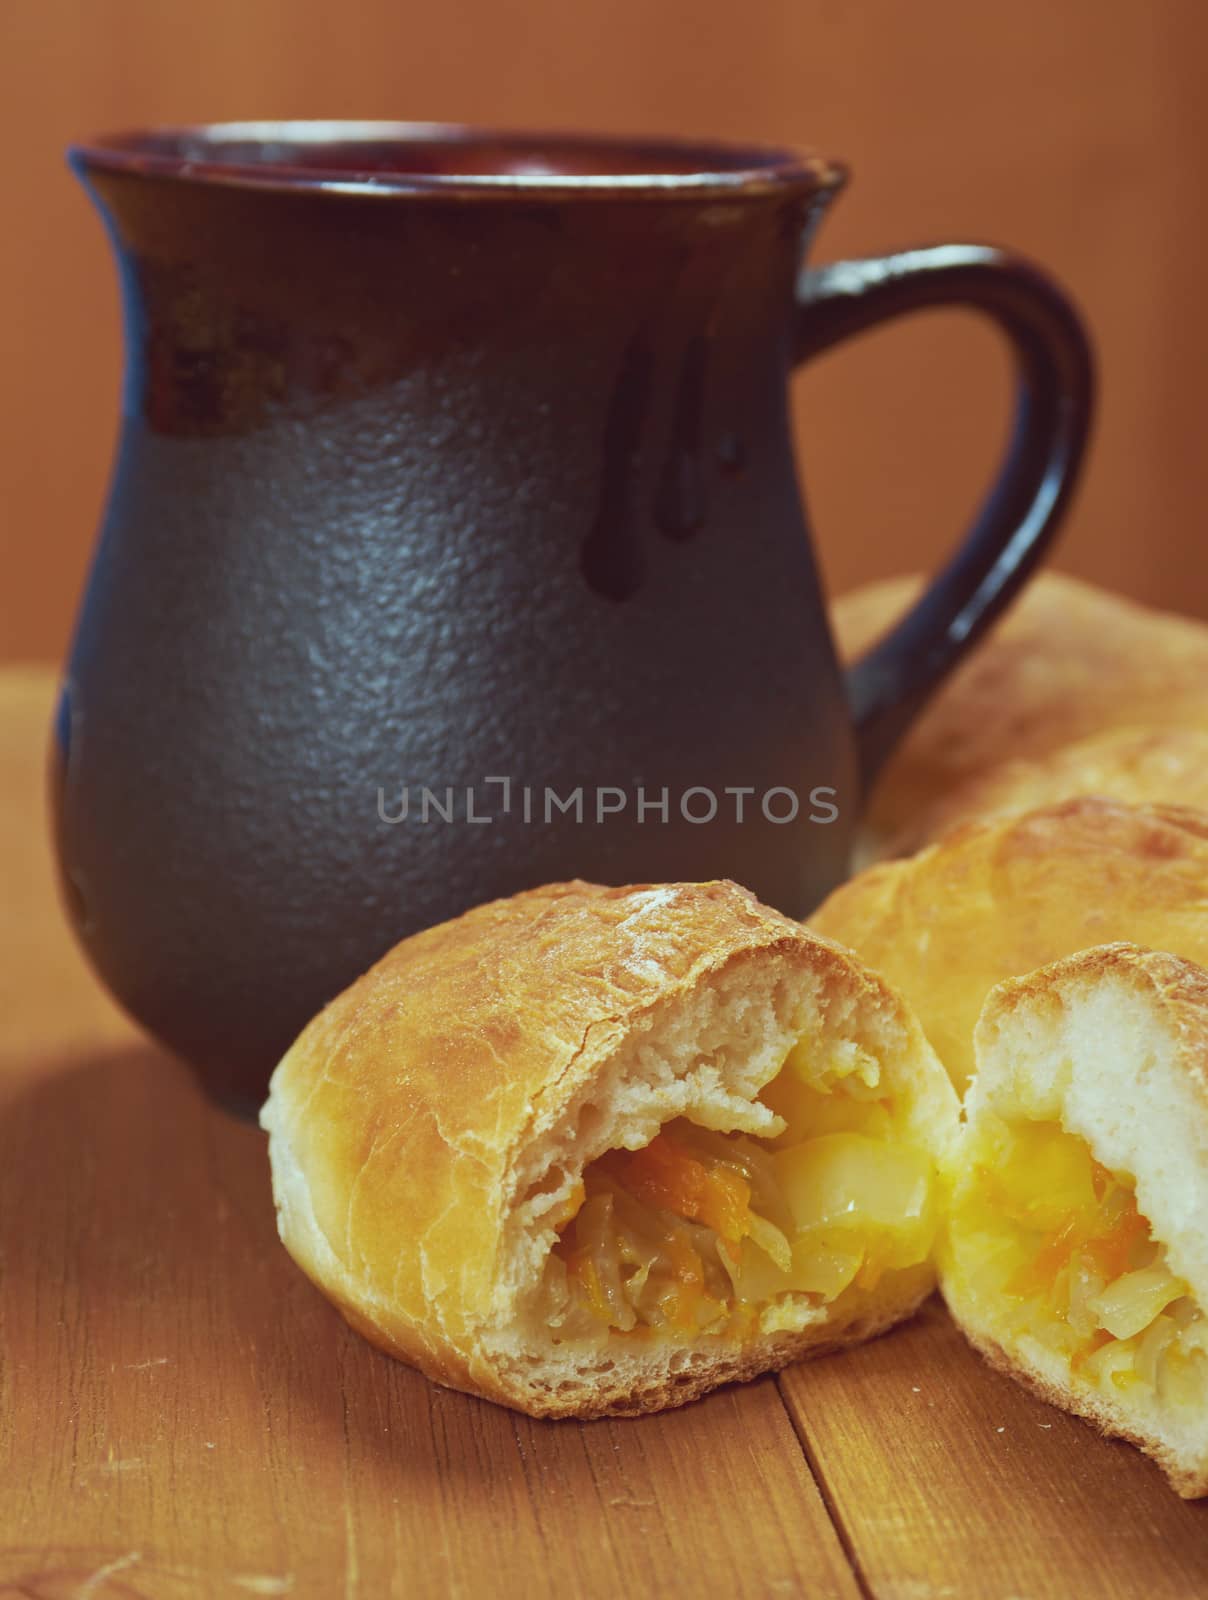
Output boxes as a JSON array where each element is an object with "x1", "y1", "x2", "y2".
[
  {"x1": 0, "y1": 1044, "x2": 859, "y2": 1599},
  {"x1": 506, "y1": 1382, "x2": 860, "y2": 1600},
  {"x1": 779, "y1": 1298, "x2": 1208, "y2": 1600},
  {"x1": 0, "y1": 668, "x2": 859, "y2": 1599}
]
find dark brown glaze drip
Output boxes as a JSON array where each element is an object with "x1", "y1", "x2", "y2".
[
  {"x1": 654, "y1": 334, "x2": 709, "y2": 541},
  {"x1": 581, "y1": 328, "x2": 655, "y2": 601}
]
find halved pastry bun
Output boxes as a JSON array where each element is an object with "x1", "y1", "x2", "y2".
[
  {"x1": 942, "y1": 943, "x2": 1208, "y2": 1497},
  {"x1": 260, "y1": 880, "x2": 959, "y2": 1418}
]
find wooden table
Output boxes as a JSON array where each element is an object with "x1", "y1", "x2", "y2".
[{"x1": 3, "y1": 666, "x2": 1206, "y2": 1600}]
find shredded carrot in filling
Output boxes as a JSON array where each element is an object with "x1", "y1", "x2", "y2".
[
  {"x1": 966, "y1": 1121, "x2": 1205, "y2": 1398},
  {"x1": 1085, "y1": 1206, "x2": 1152, "y2": 1284},
  {"x1": 1004, "y1": 1158, "x2": 1152, "y2": 1305},
  {"x1": 615, "y1": 1135, "x2": 754, "y2": 1245},
  {"x1": 1003, "y1": 1162, "x2": 1152, "y2": 1300},
  {"x1": 559, "y1": 1135, "x2": 733, "y2": 1334}
]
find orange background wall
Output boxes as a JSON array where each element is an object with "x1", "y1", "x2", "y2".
[{"x1": 2, "y1": 0, "x2": 1206, "y2": 663}]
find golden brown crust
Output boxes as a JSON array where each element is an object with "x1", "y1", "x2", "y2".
[
  {"x1": 888, "y1": 726, "x2": 1208, "y2": 858},
  {"x1": 831, "y1": 573, "x2": 1208, "y2": 855},
  {"x1": 261, "y1": 879, "x2": 956, "y2": 1417},
  {"x1": 810, "y1": 797, "x2": 1208, "y2": 1090}
]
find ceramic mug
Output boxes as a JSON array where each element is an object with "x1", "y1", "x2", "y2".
[{"x1": 56, "y1": 124, "x2": 1094, "y2": 1109}]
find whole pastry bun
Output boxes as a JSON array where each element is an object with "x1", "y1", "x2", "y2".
[
  {"x1": 810, "y1": 797, "x2": 1208, "y2": 1092},
  {"x1": 943, "y1": 944, "x2": 1208, "y2": 1497},
  {"x1": 260, "y1": 880, "x2": 958, "y2": 1418},
  {"x1": 886, "y1": 726, "x2": 1208, "y2": 858},
  {"x1": 831, "y1": 573, "x2": 1208, "y2": 862}
]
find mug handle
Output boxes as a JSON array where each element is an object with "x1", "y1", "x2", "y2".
[{"x1": 794, "y1": 244, "x2": 1095, "y2": 793}]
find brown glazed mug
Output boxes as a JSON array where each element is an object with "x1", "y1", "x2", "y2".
[{"x1": 57, "y1": 123, "x2": 1094, "y2": 1111}]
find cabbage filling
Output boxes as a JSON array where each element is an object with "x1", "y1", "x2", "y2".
[
  {"x1": 957, "y1": 1118, "x2": 1207, "y2": 1404},
  {"x1": 538, "y1": 1039, "x2": 937, "y2": 1346}
]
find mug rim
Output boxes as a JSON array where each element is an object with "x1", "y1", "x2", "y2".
[{"x1": 68, "y1": 119, "x2": 847, "y2": 203}]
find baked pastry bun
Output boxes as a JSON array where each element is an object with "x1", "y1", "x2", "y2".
[
  {"x1": 810, "y1": 797, "x2": 1208, "y2": 1092},
  {"x1": 831, "y1": 573, "x2": 1208, "y2": 862},
  {"x1": 942, "y1": 944, "x2": 1208, "y2": 1498},
  {"x1": 889, "y1": 726, "x2": 1208, "y2": 859},
  {"x1": 260, "y1": 880, "x2": 958, "y2": 1418}
]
